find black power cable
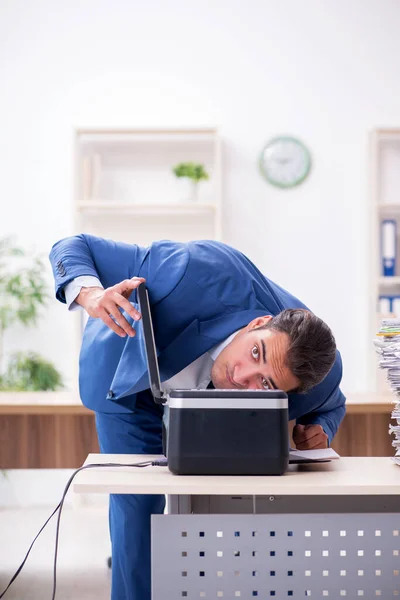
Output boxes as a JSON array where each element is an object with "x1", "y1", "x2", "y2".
[{"x1": 0, "y1": 458, "x2": 168, "y2": 599}]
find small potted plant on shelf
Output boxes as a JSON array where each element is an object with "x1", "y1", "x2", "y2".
[
  {"x1": 172, "y1": 162, "x2": 209, "y2": 202},
  {"x1": 0, "y1": 237, "x2": 63, "y2": 391}
]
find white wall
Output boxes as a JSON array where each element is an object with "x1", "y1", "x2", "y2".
[{"x1": 1, "y1": 0, "x2": 400, "y2": 393}]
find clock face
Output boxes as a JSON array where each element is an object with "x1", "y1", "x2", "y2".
[{"x1": 259, "y1": 136, "x2": 311, "y2": 188}]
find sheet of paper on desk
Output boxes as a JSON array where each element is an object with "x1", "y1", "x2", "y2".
[{"x1": 289, "y1": 448, "x2": 340, "y2": 463}]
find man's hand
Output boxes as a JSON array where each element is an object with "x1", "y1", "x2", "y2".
[
  {"x1": 76, "y1": 277, "x2": 145, "y2": 337},
  {"x1": 293, "y1": 424, "x2": 328, "y2": 450}
]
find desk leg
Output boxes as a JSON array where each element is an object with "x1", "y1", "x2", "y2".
[{"x1": 167, "y1": 495, "x2": 192, "y2": 515}]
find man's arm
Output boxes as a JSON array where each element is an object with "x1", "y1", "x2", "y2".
[
  {"x1": 49, "y1": 233, "x2": 145, "y2": 302},
  {"x1": 290, "y1": 350, "x2": 346, "y2": 448},
  {"x1": 49, "y1": 234, "x2": 147, "y2": 336},
  {"x1": 296, "y1": 386, "x2": 346, "y2": 442},
  {"x1": 293, "y1": 386, "x2": 346, "y2": 448},
  {"x1": 49, "y1": 233, "x2": 190, "y2": 336}
]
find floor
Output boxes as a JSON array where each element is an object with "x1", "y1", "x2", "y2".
[{"x1": 0, "y1": 506, "x2": 112, "y2": 600}]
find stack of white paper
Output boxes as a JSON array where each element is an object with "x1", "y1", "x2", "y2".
[{"x1": 373, "y1": 318, "x2": 400, "y2": 465}]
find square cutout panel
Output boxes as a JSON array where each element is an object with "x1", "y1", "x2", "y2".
[{"x1": 152, "y1": 513, "x2": 400, "y2": 598}]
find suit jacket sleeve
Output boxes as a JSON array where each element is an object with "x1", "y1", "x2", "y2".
[
  {"x1": 293, "y1": 351, "x2": 346, "y2": 444},
  {"x1": 296, "y1": 387, "x2": 346, "y2": 445},
  {"x1": 49, "y1": 234, "x2": 143, "y2": 302},
  {"x1": 49, "y1": 233, "x2": 189, "y2": 305}
]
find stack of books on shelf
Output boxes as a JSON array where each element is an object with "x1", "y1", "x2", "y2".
[{"x1": 374, "y1": 318, "x2": 400, "y2": 465}]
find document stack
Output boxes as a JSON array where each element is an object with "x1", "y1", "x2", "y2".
[{"x1": 374, "y1": 318, "x2": 400, "y2": 465}]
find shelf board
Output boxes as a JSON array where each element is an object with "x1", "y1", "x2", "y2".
[
  {"x1": 377, "y1": 131, "x2": 400, "y2": 143},
  {"x1": 379, "y1": 276, "x2": 400, "y2": 286},
  {"x1": 77, "y1": 128, "x2": 218, "y2": 144},
  {"x1": 77, "y1": 202, "x2": 216, "y2": 216},
  {"x1": 378, "y1": 203, "x2": 400, "y2": 212}
]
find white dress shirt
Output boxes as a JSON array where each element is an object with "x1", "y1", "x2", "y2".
[
  {"x1": 161, "y1": 331, "x2": 238, "y2": 429},
  {"x1": 162, "y1": 330, "x2": 238, "y2": 391},
  {"x1": 65, "y1": 276, "x2": 103, "y2": 310}
]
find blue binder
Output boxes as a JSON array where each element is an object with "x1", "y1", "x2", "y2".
[
  {"x1": 378, "y1": 295, "x2": 392, "y2": 313},
  {"x1": 381, "y1": 219, "x2": 397, "y2": 277},
  {"x1": 392, "y1": 295, "x2": 400, "y2": 316}
]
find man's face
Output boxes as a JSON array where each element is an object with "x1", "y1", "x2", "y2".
[{"x1": 211, "y1": 316, "x2": 300, "y2": 392}]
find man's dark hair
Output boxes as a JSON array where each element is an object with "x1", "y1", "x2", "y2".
[{"x1": 259, "y1": 309, "x2": 336, "y2": 394}]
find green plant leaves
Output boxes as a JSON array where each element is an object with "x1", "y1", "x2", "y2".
[
  {"x1": 172, "y1": 162, "x2": 209, "y2": 182},
  {"x1": 0, "y1": 240, "x2": 47, "y2": 330},
  {"x1": 0, "y1": 237, "x2": 62, "y2": 390},
  {"x1": 0, "y1": 352, "x2": 63, "y2": 391}
]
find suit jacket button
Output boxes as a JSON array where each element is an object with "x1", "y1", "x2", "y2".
[{"x1": 106, "y1": 390, "x2": 114, "y2": 399}]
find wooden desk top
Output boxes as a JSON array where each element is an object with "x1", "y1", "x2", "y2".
[{"x1": 73, "y1": 455, "x2": 400, "y2": 496}]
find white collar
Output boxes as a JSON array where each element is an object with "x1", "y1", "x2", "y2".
[{"x1": 208, "y1": 329, "x2": 242, "y2": 361}]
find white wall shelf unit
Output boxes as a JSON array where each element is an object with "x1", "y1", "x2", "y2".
[
  {"x1": 77, "y1": 201, "x2": 216, "y2": 217},
  {"x1": 378, "y1": 276, "x2": 400, "y2": 286},
  {"x1": 72, "y1": 127, "x2": 222, "y2": 383},
  {"x1": 370, "y1": 128, "x2": 400, "y2": 392},
  {"x1": 74, "y1": 127, "x2": 222, "y2": 245}
]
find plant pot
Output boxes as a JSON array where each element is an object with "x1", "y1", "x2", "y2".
[{"x1": 177, "y1": 178, "x2": 199, "y2": 202}]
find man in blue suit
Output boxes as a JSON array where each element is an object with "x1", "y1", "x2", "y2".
[{"x1": 50, "y1": 234, "x2": 345, "y2": 600}]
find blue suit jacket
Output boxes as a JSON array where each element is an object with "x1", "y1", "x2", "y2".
[{"x1": 49, "y1": 234, "x2": 346, "y2": 443}]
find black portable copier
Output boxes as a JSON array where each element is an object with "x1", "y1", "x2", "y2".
[{"x1": 137, "y1": 284, "x2": 289, "y2": 476}]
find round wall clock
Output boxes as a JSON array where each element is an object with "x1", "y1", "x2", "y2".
[{"x1": 259, "y1": 136, "x2": 312, "y2": 188}]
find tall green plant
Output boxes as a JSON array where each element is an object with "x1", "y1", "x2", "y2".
[
  {"x1": 0, "y1": 352, "x2": 63, "y2": 391},
  {"x1": 0, "y1": 237, "x2": 61, "y2": 389},
  {"x1": 0, "y1": 237, "x2": 47, "y2": 330}
]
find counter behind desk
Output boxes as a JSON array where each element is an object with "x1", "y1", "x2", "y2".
[{"x1": 0, "y1": 393, "x2": 395, "y2": 468}]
